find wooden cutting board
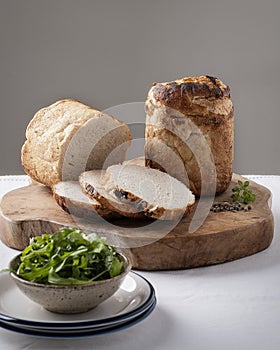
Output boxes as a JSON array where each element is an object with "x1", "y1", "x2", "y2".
[{"x1": 0, "y1": 175, "x2": 274, "y2": 270}]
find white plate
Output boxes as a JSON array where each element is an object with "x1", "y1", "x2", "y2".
[
  {"x1": 0, "y1": 300, "x2": 156, "y2": 338},
  {"x1": 0, "y1": 271, "x2": 155, "y2": 330}
]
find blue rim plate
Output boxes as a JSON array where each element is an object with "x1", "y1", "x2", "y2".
[
  {"x1": 0, "y1": 271, "x2": 155, "y2": 330},
  {"x1": 0, "y1": 298, "x2": 157, "y2": 338}
]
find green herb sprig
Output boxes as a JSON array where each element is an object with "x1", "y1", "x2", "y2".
[{"x1": 231, "y1": 180, "x2": 256, "y2": 204}]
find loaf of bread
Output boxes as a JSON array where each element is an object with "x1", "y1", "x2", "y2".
[
  {"x1": 145, "y1": 75, "x2": 234, "y2": 196},
  {"x1": 21, "y1": 99, "x2": 132, "y2": 187}
]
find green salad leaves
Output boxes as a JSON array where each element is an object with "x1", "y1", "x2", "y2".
[{"x1": 15, "y1": 228, "x2": 123, "y2": 285}]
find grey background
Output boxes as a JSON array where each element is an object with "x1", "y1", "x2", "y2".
[{"x1": 1, "y1": 0, "x2": 279, "y2": 175}]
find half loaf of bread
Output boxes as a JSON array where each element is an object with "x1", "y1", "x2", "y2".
[
  {"x1": 101, "y1": 164, "x2": 195, "y2": 220},
  {"x1": 21, "y1": 99, "x2": 132, "y2": 187}
]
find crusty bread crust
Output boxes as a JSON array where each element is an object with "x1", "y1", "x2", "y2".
[
  {"x1": 148, "y1": 75, "x2": 232, "y2": 117},
  {"x1": 145, "y1": 76, "x2": 234, "y2": 196},
  {"x1": 21, "y1": 99, "x2": 131, "y2": 187}
]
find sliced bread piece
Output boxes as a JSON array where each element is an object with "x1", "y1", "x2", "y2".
[
  {"x1": 52, "y1": 181, "x2": 118, "y2": 220},
  {"x1": 79, "y1": 170, "x2": 145, "y2": 219},
  {"x1": 21, "y1": 99, "x2": 131, "y2": 187},
  {"x1": 102, "y1": 164, "x2": 195, "y2": 220}
]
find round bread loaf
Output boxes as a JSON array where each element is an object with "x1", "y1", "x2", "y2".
[{"x1": 145, "y1": 75, "x2": 234, "y2": 196}]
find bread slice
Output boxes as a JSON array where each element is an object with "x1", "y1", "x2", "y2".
[
  {"x1": 21, "y1": 99, "x2": 131, "y2": 187},
  {"x1": 79, "y1": 170, "x2": 145, "y2": 219},
  {"x1": 102, "y1": 164, "x2": 195, "y2": 220},
  {"x1": 52, "y1": 181, "x2": 118, "y2": 220}
]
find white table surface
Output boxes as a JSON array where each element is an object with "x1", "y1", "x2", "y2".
[{"x1": 0, "y1": 175, "x2": 280, "y2": 350}]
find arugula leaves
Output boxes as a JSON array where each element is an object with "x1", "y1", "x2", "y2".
[{"x1": 15, "y1": 227, "x2": 123, "y2": 285}]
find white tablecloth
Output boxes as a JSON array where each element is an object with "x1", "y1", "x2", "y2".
[{"x1": 0, "y1": 175, "x2": 280, "y2": 350}]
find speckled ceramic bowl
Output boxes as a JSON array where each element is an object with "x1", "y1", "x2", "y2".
[{"x1": 9, "y1": 253, "x2": 131, "y2": 314}]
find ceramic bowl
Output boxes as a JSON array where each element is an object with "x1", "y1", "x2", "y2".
[{"x1": 9, "y1": 252, "x2": 131, "y2": 314}]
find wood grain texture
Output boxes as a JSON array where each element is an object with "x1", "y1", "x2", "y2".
[
  {"x1": 0, "y1": 175, "x2": 274, "y2": 270},
  {"x1": 0, "y1": 183, "x2": 75, "y2": 250}
]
